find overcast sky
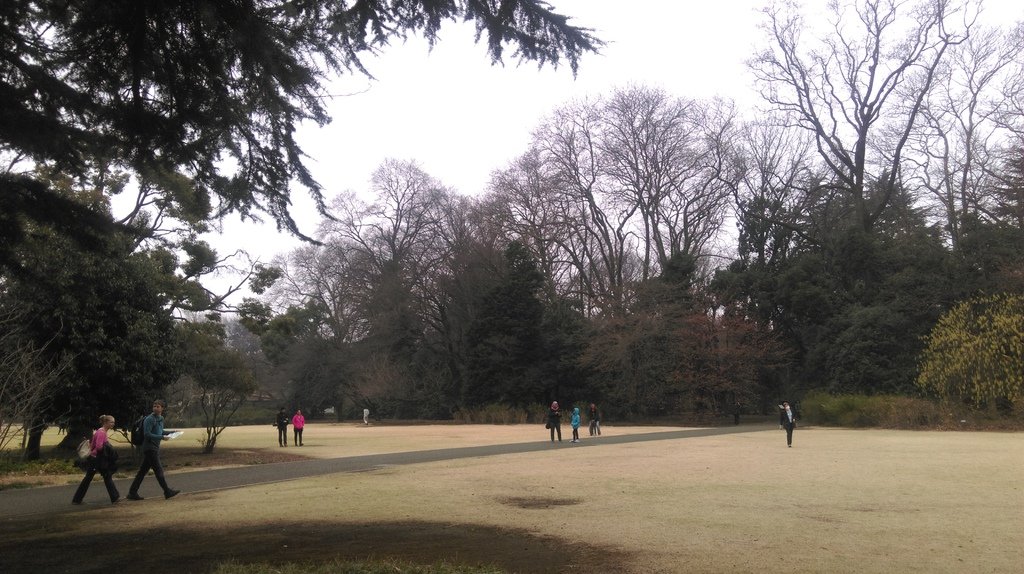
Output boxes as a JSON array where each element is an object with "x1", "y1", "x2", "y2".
[{"x1": 206, "y1": 0, "x2": 1024, "y2": 279}]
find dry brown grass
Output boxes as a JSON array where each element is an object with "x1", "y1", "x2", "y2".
[{"x1": 4, "y1": 423, "x2": 1023, "y2": 573}]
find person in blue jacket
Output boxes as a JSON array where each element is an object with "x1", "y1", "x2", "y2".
[
  {"x1": 127, "y1": 399, "x2": 180, "y2": 500},
  {"x1": 570, "y1": 406, "x2": 581, "y2": 443}
]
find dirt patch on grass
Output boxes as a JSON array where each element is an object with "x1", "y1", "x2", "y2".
[
  {"x1": 499, "y1": 496, "x2": 581, "y2": 510},
  {"x1": 0, "y1": 514, "x2": 632, "y2": 574}
]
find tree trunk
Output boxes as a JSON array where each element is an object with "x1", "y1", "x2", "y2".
[{"x1": 24, "y1": 422, "x2": 46, "y2": 461}]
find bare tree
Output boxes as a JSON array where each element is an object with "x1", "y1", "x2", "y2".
[
  {"x1": 533, "y1": 99, "x2": 638, "y2": 314},
  {"x1": 751, "y1": 0, "x2": 976, "y2": 232},
  {"x1": 599, "y1": 87, "x2": 738, "y2": 278},
  {"x1": 905, "y1": 22, "x2": 1024, "y2": 246},
  {"x1": 0, "y1": 309, "x2": 68, "y2": 457}
]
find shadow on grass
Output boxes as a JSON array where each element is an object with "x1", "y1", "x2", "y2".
[{"x1": 0, "y1": 513, "x2": 632, "y2": 574}]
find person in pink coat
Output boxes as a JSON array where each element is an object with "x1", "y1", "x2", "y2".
[
  {"x1": 292, "y1": 409, "x2": 306, "y2": 446},
  {"x1": 72, "y1": 415, "x2": 120, "y2": 504}
]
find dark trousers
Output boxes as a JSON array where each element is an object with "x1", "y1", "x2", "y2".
[
  {"x1": 278, "y1": 426, "x2": 288, "y2": 446},
  {"x1": 72, "y1": 466, "x2": 119, "y2": 503},
  {"x1": 572, "y1": 427, "x2": 579, "y2": 440},
  {"x1": 549, "y1": 424, "x2": 561, "y2": 442},
  {"x1": 129, "y1": 449, "x2": 172, "y2": 496},
  {"x1": 589, "y1": 420, "x2": 601, "y2": 436},
  {"x1": 784, "y1": 423, "x2": 794, "y2": 446},
  {"x1": 293, "y1": 427, "x2": 303, "y2": 445}
]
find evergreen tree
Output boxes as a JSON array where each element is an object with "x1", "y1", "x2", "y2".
[
  {"x1": 464, "y1": 241, "x2": 544, "y2": 406},
  {"x1": 1, "y1": 0, "x2": 601, "y2": 262}
]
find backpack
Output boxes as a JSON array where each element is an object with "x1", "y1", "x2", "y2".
[{"x1": 130, "y1": 416, "x2": 146, "y2": 446}]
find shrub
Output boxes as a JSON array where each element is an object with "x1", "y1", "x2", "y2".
[
  {"x1": 800, "y1": 391, "x2": 947, "y2": 429},
  {"x1": 452, "y1": 404, "x2": 532, "y2": 424},
  {"x1": 0, "y1": 457, "x2": 79, "y2": 475}
]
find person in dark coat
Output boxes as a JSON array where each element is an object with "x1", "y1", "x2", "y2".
[
  {"x1": 546, "y1": 401, "x2": 562, "y2": 442},
  {"x1": 779, "y1": 401, "x2": 796, "y2": 447},
  {"x1": 276, "y1": 408, "x2": 290, "y2": 446},
  {"x1": 588, "y1": 403, "x2": 601, "y2": 436}
]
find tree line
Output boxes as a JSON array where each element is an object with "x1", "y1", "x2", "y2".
[
  {"x1": 0, "y1": 0, "x2": 599, "y2": 458},
  {"x1": 243, "y1": 1, "x2": 1024, "y2": 420},
  {"x1": 2, "y1": 2, "x2": 1022, "y2": 459}
]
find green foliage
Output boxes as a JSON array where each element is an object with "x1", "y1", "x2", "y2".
[
  {"x1": 0, "y1": 456, "x2": 79, "y2": 474},
  {"x1": 3, "y1": 225, "x2": 180, "y2": 447},
  {"x1": 212, "y1": 558, "x2": 505, "y2": 574},
  {"x1": 1, "y1": 0, "x2": 600, "y2": 256},
  {"x1": 917, "y1": 293, "x2": 1024, "y2": 406},
  {"x1": 799, "y1": 391, "x2": 945, "y2": 428},
  {"x1": 465, "y1": 241, "x2": 546, "y2": 406}
]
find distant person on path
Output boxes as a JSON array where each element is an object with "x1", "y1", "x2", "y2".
[
  {"x1": 570, "y1": 406, "x2": 581, "y2": 443},
  {"x1": 292, "y1": 409, "x2": 305, "y2": 446},
  {"x1": 127, "y1": 400, "x2": 180, "y2": 501},
  {"x1": 276, "y1": 408, "x2": 290, "y2": 446},
  {"x1": 733, "y1": 400, "x2": 741, "y2": 425},
  {"x1": 779, "y1": 401, "x2": 796, "y2": 447},
  {"x1": 546, "y1": 401, "x2": 562, "y2": 442},
  {"x1": 363, "y1": 408, "x2": 370, "y2": 426},
  {"x1": 72, "y1": 414, "x2": 120, "y2": 505},
  {"x1": 588, "y1": 403, "x2": 601, "y2": 436}
]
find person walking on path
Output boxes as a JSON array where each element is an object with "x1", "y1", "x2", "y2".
[
  {"x1": 292, "y1": 409, "x2": 305, "y2": 446},
  {"x1": 72, "y1": 415, "x2": 120, "y2": 505},
  {"x1": 588, "y1": 403, "x2": 601, "y2": 436},
  {"x1": 276, "y1": 408, "x2": 290, "y2": 446},
  {"x1": 779, "y1": 401, "x2": 796, "y2": 447},
  {"x1": 363, "y1": 407, "x2": 370, "y2": 426},
  {"x1": 546, "y1": 401, "x2": 562, "y2": 442},
  {"x1": 733, "y1": 400, "x2": 741, "y2": 425},
  {"x1": 570, "y1": 406, "x2": 581, "y2": 442},
  {"x1": 127, "y1": 400, "x2": 180, "y2": 500}
]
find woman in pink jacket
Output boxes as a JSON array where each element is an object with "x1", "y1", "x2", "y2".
[
  {"x1": 292, "y1": 409, "x2": 305, "y2": 446},
  {"x1": 72, "y1": 414, "x2": 120, "y2": 504}
]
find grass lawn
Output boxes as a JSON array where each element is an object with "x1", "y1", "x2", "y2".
[{"x1": 1, "y1": 423, "x2": 1021, "y2": 573}]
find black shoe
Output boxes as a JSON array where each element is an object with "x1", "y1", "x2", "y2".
[
  {"x1": 71, "y1": 500, "x2": 83, "y2": 505},
  {"x1": 111, "y1": 497, "x2": 121, "y2": 504},
  {"x1": 127, "y1": 493, "x2": 144, "y2": 500},
  {"x1": 164, "y1": 489, "x2": 180, "y2": 500}
]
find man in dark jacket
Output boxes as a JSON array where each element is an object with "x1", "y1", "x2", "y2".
[
  {"x1": 276, "y1": 408, "x2": 290, "y2": 447},
  {"x1": 127, "y1": 400, "x2": 180, "y2": 500},
  {"x1": 779, "y1": 401, "x2": 796, "y2": 447}
]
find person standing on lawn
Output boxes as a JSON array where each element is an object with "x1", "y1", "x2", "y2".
[
  {"x1": 570, "y1": 406, "x2": 581, "y2": 443},
  {"x1": 588, "y1": 403, "x2": 601, "y2": 436},
  {"x1": 292, "y1": 409, "x2": 305, "y2": 446},
  {"x1": 276, "y1": 407, "x2": 290, "y2": 446},
  {"x1": 71, "y1": 414, "x2": 120, "y2": 505},
  {"x1": 127, "y1": 400, "x2": 180, "y2": 500},
  {"x1": 780, "y1": 401, "x2": 796, "y2": 447},
  {"x1": 546, "y1": 401, "x2": 562, "y2": 442}
]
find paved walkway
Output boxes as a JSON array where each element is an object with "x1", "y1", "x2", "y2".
[{"x1": 0, "y1": 425, "x2": 768, "y2": 519}]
